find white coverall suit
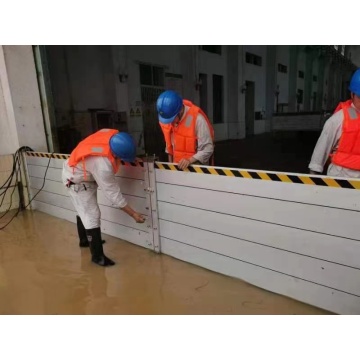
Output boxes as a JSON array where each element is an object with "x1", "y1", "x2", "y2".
[{"x1": 62, "y1": 155, "x2": 128, "y2": 229}]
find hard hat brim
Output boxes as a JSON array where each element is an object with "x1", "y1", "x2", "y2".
[
  {"x1": 158, "y1": 113, "x2": 177, "y2": 124},
  {"x1": 350, "y1": 86, "x2": 360, "y2": 97}
]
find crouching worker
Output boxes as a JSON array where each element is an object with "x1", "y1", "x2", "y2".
[{"x1": 62, "y1": 129, "x2": 145, "y2": 267}]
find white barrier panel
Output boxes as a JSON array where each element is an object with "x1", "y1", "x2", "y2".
[
  {"x1": 155, "y1": 163, "x2": 360, "y2": 314},
  {"x1": 25, "y1": 153, "x2": 154, "y2": 250}
]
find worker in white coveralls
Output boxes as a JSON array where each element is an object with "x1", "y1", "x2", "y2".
[
  {"x1": 309, "y1": 69, "x2": 360, "y2": 178},
  {"x1": 62, "y1": 129, "x2": 145, "y2": 267}
]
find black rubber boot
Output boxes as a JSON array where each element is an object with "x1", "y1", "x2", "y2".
[
  {"x1": 77, "y1": 215, "x2": 105, "y2": 247},
  {"x1": 86, "y1": 227, "x2": 115, "y2": 267},
  {"x1": 77, "y1": 216, "x2": 89, "y2": 247}
]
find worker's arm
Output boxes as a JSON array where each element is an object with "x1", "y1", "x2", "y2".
[
  {"x1": 120, "y1": 204, "x2": 145, "y2": 223},
  {"x1": 308, "y1": 111, "x2": 343, "y2": 174},
  {"x1": 91, "y1": 157, "x2": 145, "y2": 223},
  {"x1": 178, "y1": 114, "x2": 214, "y2": 170},
  {"x1": 192, "y1": 114, "x2": 214, "y2": 164}
]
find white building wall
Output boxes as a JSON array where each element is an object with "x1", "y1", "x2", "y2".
[
  {"x1": 275, "y1": 45, "x2": 290, "y2": 105},
  {"x1": 0, "y1": 47, "x2": 20, "y2": 155},
  {"x1": 0, "y1": 46, "x2": 47, "y2": 154},
  {"x1": 198, "y1": 46, "x2": 228, "y2": 141},
  {"x1": 323, "y1": 65, "x2": 330, "y2": 109},
  {"x1": 311, "y1": 57, "x2": 319, "y2": 111},
  {"x1": 296, "y1": 50, "x2": 305, "y2": 111},
  {"x1": 243, "y1": 45, "x2": 267, "y2": 114},
  {"x1": 243, "y1": 46, "x2": 267, "y2": 135}
]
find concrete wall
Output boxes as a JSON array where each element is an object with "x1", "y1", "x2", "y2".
[
  {"x1": 243, "y1": 45, "x2": 267, "y2": 114},
  {"x1": 0, "y1": 46, "x2": 47, "y2": 155},
  {"x1": 311, "y1": 57, "x2": 319, "y2": 111},
  {"x1": 275, "y1": 45, "x2": 290, "y2": 105},
  {"x1": 296, "y1": 49, "x2": 305, "y2": 112},
  {"x1": 0, "y1": 48, "x2": 20, "y2": 155},
  {"x1": 226, "y1": 46, "x2": 240, "y2": 139},
  {"x1": 47, "y1": 45, "x2": 116, "y2": 115},
  {"x1": 0, "y1": 155, "x2": 19, "y2": 213},
  {"x1": 199, "y1": 46, "x2": 228, "y2": 141},
  {"x1": 348, "y1": 46, "x2": 360, "y2": 67}
]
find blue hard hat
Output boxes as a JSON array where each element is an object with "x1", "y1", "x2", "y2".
[
  {"x1": 349, "y1": 69, "x2": 360, "y2": 96},
  {"x1": 156, "y1": 90, "x2": 183, "y2": 124},
  {"x1": 109, "y1": 132, "x2": 136, "y2": 162}
]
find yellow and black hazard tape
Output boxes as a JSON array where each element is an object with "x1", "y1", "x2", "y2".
[
  {"x1": 26, "y1": 151, "x2": 69, "y2": 160},
  {"x1": 25, "y1": 151, "x2": 144, "y2": 167},
  {"x1": 155, "y1": 162, "x2": 360, "y2": 190}
]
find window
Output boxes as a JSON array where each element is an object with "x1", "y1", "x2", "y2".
[
  {"x1": 246, "y1": 52, "x2": 262, "y2": 66},
  {"x1": 139, "y1": 64, "x2": 164, "y2": 86},
  {"x1": 213, "y1": 74, "x2": 223, "y2": 124},
  {"x1": 278, "y1": 63, "x2": 287, "y2": 73},
  {"x1": 139, "y1": 64, "x2": 152, "y2": 85},
  {"x1": 313, "y1": 75, "x2": 317, "y2": 82},
  {"x1": 199, "y1": 73, "x2": 208, "y2": 114},
  {"x1": 153, "y1": 66, "x2": 164, "y2": 86},
  {"x1": 200, "y1": 46, "x2": 222, "y2": 55},
  {"x1": 298, "y1": 70, "x2": 304, "y2": 79}
]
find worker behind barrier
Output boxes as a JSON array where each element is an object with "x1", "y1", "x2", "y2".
[
  {"x1": 61, "y1": 129, "x2": 145, "y2": 267},
  {"x1": 309, "y1": 69, "x2": 360, "y2": 178},
  {"x1": 156, "y1": 90, "x2": 215, "y2": 170}
]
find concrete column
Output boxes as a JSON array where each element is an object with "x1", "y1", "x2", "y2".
[
  {"x1": 238, "y1": 45, "x2": 246, "y2": 139},
  {"x1": 0, "y1": 46, "x2": 47, "y2": 154},
  {"x1": 265, "y1": 45, "x2": 276, "y2": 131},
  {"x1": 180, "y1": 45, "x2": 197, "y2": 102},
  {"x1": 316, "y1": 54, "x2": 325, "y2": 111},
  {"x1": 111, "y1": 45, "x2": 130, "y2": 113},
  {"x1": 326, "y1": 61, "x2": 336, "y2": 109},
  {"x1": 0, "y1": 47, "x2": 20, "y2": 154},
  {"x1": 226, "y1": 45, "x2": 239, "y2": 139},
  {"x1": 304, "y1": 47, "x2": 315, "y2": 111},
  {"x1": 288, "y1": 46, "x2": 298, "y2": 112}
]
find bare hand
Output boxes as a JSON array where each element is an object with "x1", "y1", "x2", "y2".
[
  {"x1": 178, "y1": 158, "x2": 191, "y2": 170},
  {"x1": 132, "y1": 212, "x2": 145, "y2": 223}
]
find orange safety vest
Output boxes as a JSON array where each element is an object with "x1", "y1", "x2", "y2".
[
  {"x1": 331, "y1": 101, "x2": 360, "y2": 170},
  {"x1": 68, "y1": 129, "x2": 121, "y2": 178},
  {"x1": 333, "y1": 99, "x2": 352, "y2": 113},
  {"x1": 159, "y1": 99, "x2": 215, "y2": 164}
]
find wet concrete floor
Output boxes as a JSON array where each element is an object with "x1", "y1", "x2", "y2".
[{"x1": 0, "y1": 211, "x2": 330, "y2": 315}]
